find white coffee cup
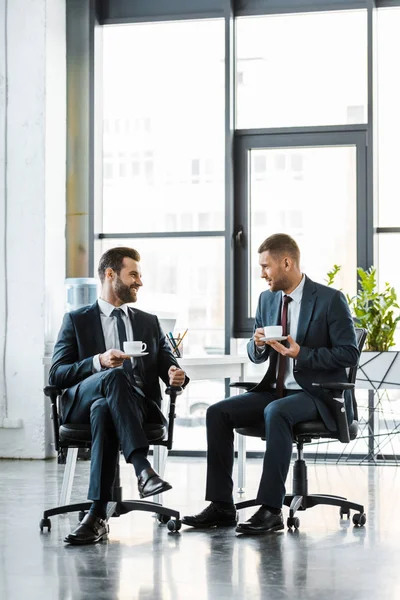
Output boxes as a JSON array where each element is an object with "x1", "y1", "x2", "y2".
[
  {"x1": 123, "y1": 341, "x2": 147, "y2": 354},
  {"x1": 263, "y1": 325, "x2": 283, "y2": 339}
]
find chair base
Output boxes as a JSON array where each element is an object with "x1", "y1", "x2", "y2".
[
  {"x1": 235, "y1": 493, "x2": 365, "y2": 529},
  {"x1": 40, "y1": 499, "x2": 181, "y2": 533}
]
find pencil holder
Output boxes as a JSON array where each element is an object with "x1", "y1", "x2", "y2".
[{"x1": 166, "y1": 335, "x2": 184, "y2": 358}]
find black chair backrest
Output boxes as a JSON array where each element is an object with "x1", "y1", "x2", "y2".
[
  {"x1": 349, "y1": 327, "x2": 368, "y2": 384},
  {"x1": 348, "y1": 327, "x2": 367, "y2": 422}
]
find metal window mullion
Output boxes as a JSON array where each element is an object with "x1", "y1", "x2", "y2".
[
  {"x1": 96, "y1": 231, "x2": 225, "y2": 239},
  {"x1": 224, "y1": 0, "x2": 235, "y2": 354}
]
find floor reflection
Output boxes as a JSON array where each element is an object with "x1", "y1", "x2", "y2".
[{"x1": 0, "y1": 458, "x2": 399, "y2": 600}]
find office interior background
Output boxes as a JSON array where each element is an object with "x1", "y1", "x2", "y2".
[
  {"x1": 0, "y1": 1, "x2": 400, "y2": 599},
  {"x1": 1, "y1": 0, "x2": 399, "y2": 458}
]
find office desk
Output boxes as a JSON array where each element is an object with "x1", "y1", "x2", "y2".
[{"x1": 179, "y1": 355, "x2": 247, "y2": 381}]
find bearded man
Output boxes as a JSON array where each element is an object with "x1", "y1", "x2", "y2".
[{"x1": 50, "y1": 247, "x2": 187, "y2": 545}]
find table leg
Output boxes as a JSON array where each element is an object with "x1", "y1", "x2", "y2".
[{"x1": 237, "y1": 361, "x2": 246, "y2": 494}]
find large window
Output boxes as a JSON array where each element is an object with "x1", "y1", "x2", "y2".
[
  {"x1": 376, "y1": 7, "x2": 400, "y2": 347},
  {"x1": 102, "y1": 20, "x2": 224, "y2": 234},
  {"x1": 99, "y1": 19, "x2": 225, "y2": 356},
  {"x1": 93, "y1": 3, "x2": 400, "y2": 457},
  {"x1": 248, "y1": 144, "x2": 358, "y2": 316},
  {"x1": 236, "y1": 10, "x2": 367, "y2": 129}
]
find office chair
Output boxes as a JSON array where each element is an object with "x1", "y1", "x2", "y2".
[
  {"x1": 231, "y1": 328, "x2": 367, "y2": 530},
  {"x1": 40, "y1": 385, "x2": 183, "y2": 533}
]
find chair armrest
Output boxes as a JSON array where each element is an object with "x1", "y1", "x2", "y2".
[
  {"x1": 44, "y1": 385, "x2": 63, "y2": 398},
  {"x1": 43, "y1": 386, "x2": 62, "y2": 451},
  {"x1": 312, "y1": 382, "x2": 352, "y2": 443},
  {"x1": 229, "y1": 382, "x2": 257, "y2": 391},
  {"x1": 312, "y1": 382, "x2": 354, "y2": 391},
  {"x1": 164, "y1": 386, "x2": 183, "y2": 450}
]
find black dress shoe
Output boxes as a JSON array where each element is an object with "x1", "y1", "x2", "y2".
[
  {"x1": 182, "y1": 503, "x2": 238, "y2": 528},
  {"x1": 64, "y1": 513, "x2": 109, "y2": 545},
  {"x1": 236, "y1": 506, "x2": 284, "y2": 535},
  {"x1": 137, "y1": 467, "x2": 172, "y2": 499}
]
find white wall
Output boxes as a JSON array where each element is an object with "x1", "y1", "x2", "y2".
[{"x1": 0, "y1": 0, "x2": 66, "y2": 458}]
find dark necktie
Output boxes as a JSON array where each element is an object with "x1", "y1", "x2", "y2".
[
  {"x1": 111, "y1": 308, "x2": 135, "y2": 380},
  {"x1": 276, "y1": 295, "x2": 293, "y2": 398}
]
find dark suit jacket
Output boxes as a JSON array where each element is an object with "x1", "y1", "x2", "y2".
[
  {"x1": 247, "y1": 276, "x2": 359, "y2": 431},
  {"x1": 49, "y1": 301, "x2": 188, "y2": 424}
]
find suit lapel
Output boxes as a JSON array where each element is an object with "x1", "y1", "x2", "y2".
[
  {"x1": 127, "y1": 307, "x2": 143, "y2": 341},
  {"x1": 127, "y1": 308, "x2": 145, "y2": 379},
  {"x1": 87, "y1": 301, "x2": 107, "y2": 354},
  {"x1": 296, "y1": 276, "x2": 317, "y2": 346},
  {"x1": 269, "y1": 292, "x2": 283, "y2": 326}
]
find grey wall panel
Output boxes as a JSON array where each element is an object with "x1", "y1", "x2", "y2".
[{"x1": 99, "y1": 0, "x2": 224, "y2": 24}]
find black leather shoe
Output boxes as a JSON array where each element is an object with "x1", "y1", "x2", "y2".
[
  {"x1": 182, "y1": 503, "x2": 238, "y2": 528},
  {"x1": 137, "y1": 467, "x2": 172, "y2": 499},
  {"x1": 64, "y1": 513, "x2": 109, "y2": 545},
  {"x1": 236, "y1": 506, "x2": 284, "y2": 535}
]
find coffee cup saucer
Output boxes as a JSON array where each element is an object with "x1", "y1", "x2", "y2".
[
  {"x1": 260, "y1": 336, "x2": 288, "y2": 342},
  {"x1": 125, "y1": 351, "x2": 149, "y2": 358}
]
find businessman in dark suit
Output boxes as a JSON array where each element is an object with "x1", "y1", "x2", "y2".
[
  {"x1": 49, "y1": 246, "x2": 187, "y2": 544},
  {"x1": 183, "y1": 233, "x2": 359, "y2": 534}
]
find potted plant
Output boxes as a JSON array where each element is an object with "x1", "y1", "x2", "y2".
[{"x1": 326, "y1": 265, "x2": 400, "y2": 388}]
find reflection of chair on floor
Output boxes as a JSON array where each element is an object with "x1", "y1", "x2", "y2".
[
  {"x1": 233, "y1": 328, "x2": 368, "y2": 529},
  {"x1": 40, "y1": 385, "x2": 182, "y2": 533}
]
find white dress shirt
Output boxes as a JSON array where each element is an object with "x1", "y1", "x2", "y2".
[
  {"x1": 93, "y1": 298, "x2": 135, "y2": 373},
  {"x1": 257, "y1": 275, "x2": 305, "y2": 390},
  {"x1": 279, "y1": 274, "x2": 305, "y2": 390}
]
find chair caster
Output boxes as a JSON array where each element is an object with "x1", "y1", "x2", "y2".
[
  {"x1": 287, "y1": 516, "x2": 300, "y2": 529},
  {"x1": 79, "y1": 511, "x2": 87, "y2": 522},
  {"x1": 157, "y1": 514, "x2": 170, "y2": 525},
  {"x1": 340, "y1": 508, "x2": 350, "y2": 519},
  {"x1": 167, "y1": 519, "x2": 182, "y2": 532},
  {"x1": 40, "y1": 517, "x2": 51, "y2": 532},
  {"x1": 352, "y1": 513, "x2": 366, "y2": 527}
]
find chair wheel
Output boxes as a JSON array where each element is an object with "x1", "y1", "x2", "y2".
[
  {"x1": 79, "y1": 511, "x2": 87, "y2": 522},
  {"x1": 40, "y1": 518, "x2": 51, "y2": 532},
  {"x1": 158, "y1": 514, "x2": 170, "y2": 524},
  {"x1": 352, "y1": 513, "x2": 366, "y2": 527},
  {"x1": 340, "y1": 508, "x2": 350, "y2": 519},
  {"x1": 167, "y1": 519, "x2": 182, "y2": 532},
  {"x1": 287, "y1": 516, "x2": 300, "y2": 529}
]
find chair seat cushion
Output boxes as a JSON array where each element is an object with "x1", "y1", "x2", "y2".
[
  {"x1": 235, "y1": 420, "x2": 359, "y2": 441},
  {"x1": 59, "y1": 422, "x2": 167, "y2": 445}
]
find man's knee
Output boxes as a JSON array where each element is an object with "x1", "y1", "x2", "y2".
[
  {"x1": 206, "y1": 400, "x2": 225, "y2": 425},
  {"x1": 90, "y1": 397, "x2": 109, "y2": 421},
  {"x1": 102, "y1": 368, "x2": 130, "y2": 390},
  {"x1": 264, "y1": 400, "x2": 286, "y2": 424}
]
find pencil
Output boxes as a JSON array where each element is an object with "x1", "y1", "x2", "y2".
[{"x1": 175, "y1": 328, "x2": 188, "y2": 349}]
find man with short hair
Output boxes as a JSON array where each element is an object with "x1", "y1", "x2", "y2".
[
  {"x1": 183, "y1": 233, "x2": 358, "y2": 534},
  {"x1": 50, "y1": 247, "x2": 187, "y2": 544}
]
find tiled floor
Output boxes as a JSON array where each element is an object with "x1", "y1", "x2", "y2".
[{"x1": 0, "y1": 456, "x2": 399, "y2": 600}]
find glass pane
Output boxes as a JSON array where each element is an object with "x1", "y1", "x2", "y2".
[
  {"x1": 249, "y1": 146, "x2": 357, "y2": 317},
  {"x1": 377, "y1": 233, "x2": 400, "y2": 348},
  {"x1": 377, "y1": 8, "x2": 400, "y2": 227},
  {"x1": 236, "y1": 10, "x2": 367, "y2": 129},
  {"x1": 101, "y1": 20, "x2": 225, "y2": 233},
  {"x1": 95, "y1": 237, "x2": 225, "y2": 355}
]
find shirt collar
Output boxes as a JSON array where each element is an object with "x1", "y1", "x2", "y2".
[
  {"x1": 98, "y1": 298, "x2": 131, "y2": 317},
  {"x1": 282, "y1": 274, "x2": 305, "y2": 305}
]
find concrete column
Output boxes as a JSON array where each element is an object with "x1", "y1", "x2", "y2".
[{"x1": 0, "y1": 0, "x2": 66, "y2": 458}]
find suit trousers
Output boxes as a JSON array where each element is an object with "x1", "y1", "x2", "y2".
[
  {"x1": 205, "y1": 389, "x2": 318, "y2": 508},
  {"x1": 66, "y1": 368, "x2": 150, "y2": 501}
]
